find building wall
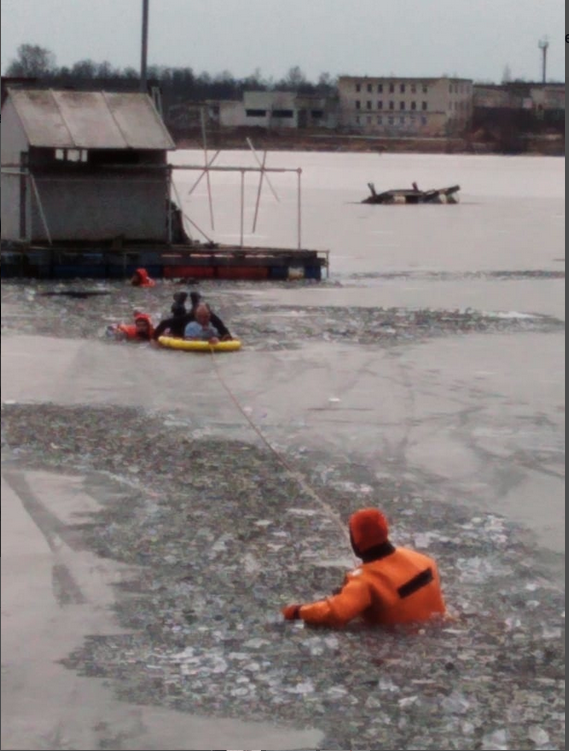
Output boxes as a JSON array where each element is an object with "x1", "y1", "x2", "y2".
[
  {"x1": 28, "y1": 172, "x2": 168, "y2": 242},
  {"x1": 243, "y1": 91, "x2": 299, "y2": 128},
  {"x1": 530, "y1": 85, "x2": 565, "y2": 111},
  {"x1": 212, "y1": 92, "x2": 338, "y2": 130},
  {"x1": 1, "y1": 174, "x2": 24, "y2": 240},
  {"x1": 338, "y1": 77, "x2": 473, "y2": 136},
  {"x1": 0, "y1": 98, "x2": 29, "y2": 163},
  {"x1": 1, "y1": 98, "x2": 32, "y2": 240},
  {"x1": 219, "y1": 100, "x2": 246, "y2": 127}
]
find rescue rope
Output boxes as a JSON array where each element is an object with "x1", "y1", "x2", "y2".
[{"x1": 208, "y1": 351, "x2": 353, "y2": 550}]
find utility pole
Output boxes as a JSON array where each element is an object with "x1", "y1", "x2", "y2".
[
  {"x1": 140, "y1": 0, "x2": 150, "y2": 93},
  {"x1": 538, "y1": 37, "x2": 549, "y2": 84}
]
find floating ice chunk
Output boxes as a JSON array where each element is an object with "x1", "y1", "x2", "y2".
[
  {"x1": 243, "y1": 553, "x2": 260, "y2": 574},
  {"x1": 305, "y1": 637, "x2": 325, "y2": 656},
  {"x1": 378, "y1": 676, "x2": 399, "y2": 693},
  {"x1": 365, "y1": 695, "x2": 382, "y2": 709},
  {"x1": 243, "y1": 638, "x2": 271, "y2": 649},
  {"x1": 483, "y1": 311, "x2": 537, "y2": 320},
  {"x1": 398, "y1": 696, "x2": 418, "y2": 709},
  {"x1": 324, "y1": 636, "x2": 339, "y2": 650},
  {"x1": 528, "y1": 727, "x2": 550, "y2": 746},
  {"x1": 291, "y1": 680, "x2": 314, "y2": 695},
  {"x1": 441, "y1": 691, "x2": 471, "y2": 715},
  {"x1": 542, "y1": 626, "x2": 562, "y2": 640},
  {"x1": 482, "y1": 729, "x2": 509, "y2": 750},
  {"x1": 327, "y1": 686, "x2": 348, "y2": 699}
]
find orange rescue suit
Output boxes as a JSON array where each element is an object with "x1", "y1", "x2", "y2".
[{"x1": 298, "y1": 547, "x2": 445, "y2": 628}]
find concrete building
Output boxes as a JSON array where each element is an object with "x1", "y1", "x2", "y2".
[
  {"x1": 209, "y1": 90, "x2": 338, "y2": 130},
  {"x1": 338, "y1": 76, "x2": 473, "y2": 136},
  {"x1": 1, "y1": 88, "x2": 175, "y2": 244},
  {"x1": 473, "y1": 82, "x2": 565, "y2": 113},
  {"x1": 472, "y1": 82, "x2": 565, "y2": 135},
  {"x1": 530, "y1": 84, "x2": 565, "y2": 114}
]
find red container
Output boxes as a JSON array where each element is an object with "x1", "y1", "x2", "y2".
[
  {"x1": 217, "y1": 266, "x2": 269, "y2": 280},
  {"x1": 164, "y1": 266, "x2": 216, "y2": 279}
]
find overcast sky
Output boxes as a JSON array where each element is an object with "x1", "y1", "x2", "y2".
[{"x1": 1, "y1": 0, "x2": 565, "y2": 83}]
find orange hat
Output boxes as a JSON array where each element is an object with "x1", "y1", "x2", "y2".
[
  {"x1": 134, "y1": 312, "x2": 152, "y2": 324},
  {"x1": 349, "y1": 508, "x2": 389, "y2": 554}
]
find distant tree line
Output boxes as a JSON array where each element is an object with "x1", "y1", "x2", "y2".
[{"x1": 4, "y1": 44, "x2": 339, "y2": 104}]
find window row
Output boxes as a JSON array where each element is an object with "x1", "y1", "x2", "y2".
[
  {"x1": 449, "y1": 83, "x2": 469, "y2": 95},
  {"x1": 356, "y1": 100, "x2": 428, "y2": 111},
  {"x1": 355, "y1": 115, "x2": 429, "y2": 126},
  {"x1": 356, "y1": 82, "x2": 429, "y2": 94}
]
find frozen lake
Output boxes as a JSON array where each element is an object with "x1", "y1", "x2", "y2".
[
  {"x1": 2, "y1": 151, "x2": 565, "y2": 750},
  {"x1": 171, "y1": 150, "x2": 565, "y2": 319}
]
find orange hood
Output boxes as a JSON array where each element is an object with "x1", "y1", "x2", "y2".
[
  {"x1": 349, "y1": 508, "x2": 390, "y2": 555},
  {"x1": 134, "y1": 268, "x2": 155, "y2": 287}
]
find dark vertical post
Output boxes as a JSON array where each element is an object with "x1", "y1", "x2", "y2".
[{"x1": 140, "y1": 0, "x2": 150, "y2": 93}]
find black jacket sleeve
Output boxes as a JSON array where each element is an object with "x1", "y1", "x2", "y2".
[
  {"x1": 152, "y1": 317, "x2": 174, "y2": 340},
  {"x1": 210, "y1": 312, "x2": 231, "y2": 338}
]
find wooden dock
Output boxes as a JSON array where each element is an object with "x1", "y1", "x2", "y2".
[{"x1": 0, "y1": 241, "x2": 330, "y2": 281}]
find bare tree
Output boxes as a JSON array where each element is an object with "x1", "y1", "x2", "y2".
[
  {"x1": 5, "y1": 44, "x2": 56, "y2": 77},
  {"x1": 283, "y1": 65, "x2": 307, "y2": 89}
]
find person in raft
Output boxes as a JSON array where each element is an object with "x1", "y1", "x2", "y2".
[
  {"x1": 282, "y1": 508, "x2": 445, "y2": 628},
  {"x1": 170, "y1": 291, "x2": 189, "y2": 317},
  {"x1": 130, "y1": 268, "x2": 156, "y2": 287},
  {"x1": 153, "y1": 292, "x2": 232, "y2": 341},
  {"x1": 108, "y1": 312, "x2": 154, "y2": 342},
  {"x1": 183, "y1": 303, "x2": 226, "y2": 344}
]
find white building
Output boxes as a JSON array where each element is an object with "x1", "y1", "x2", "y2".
[
  {"x1": 338, "y1": 76, "x2": 473, "y2": 136},
  {"x1": 213, "y1": 91, "x2": 338, "y2": 130},
  {"x1": 1, "y1": 88, "x2": 175, "y2": 244}
]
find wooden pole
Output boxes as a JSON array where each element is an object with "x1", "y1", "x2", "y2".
[
  {"x1": 297, "y1": 168, "x2": 302, "y2": 250},
  {"x1": 187, "y1": 150, "x2": 220, "y2": 196},
  {"x1": 29, "y1": 175, "x2": 53, "y2": 246},
  {"x1": 201, "y1": 107, "x2": 215, "y2": 230},
  {"x1": 240, "y1": 170, "x2": 245, "y2": 248},
  {"x1": 252, "y1": 150, "x2": 267, "y2": 233},
  {"x1": 247, "y1": 138, "x2": 280, "y2": 202},
  {"x1": 140, "y1": 0, "x2": 149, "y2": 93}
]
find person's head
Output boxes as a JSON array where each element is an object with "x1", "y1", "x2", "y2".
[
  {"x1": 349, "y1": 508, "x2": 390, "y2": 560},
  {"x1": 190, "y1": 291, "x2": 202, "y2": 309},
  {"x1": 134, "y1": 313, "x2": 152, "y2": 339},
  {"x1": 173, "y1": 291, "x2": 188, "y2": 305},
  {"x1": 194, "y1": 303, "x2": 211, "y2": 327},
  {"x1": 132, "y1": 268, "x2": 151, "y2": 287}
]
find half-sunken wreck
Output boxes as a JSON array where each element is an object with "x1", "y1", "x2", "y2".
[{"x1": 362, "y1": 182, "x2": 460, "y2": 205}]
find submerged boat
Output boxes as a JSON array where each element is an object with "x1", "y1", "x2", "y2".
[{"x1": 362, "y1": 182, "x2": 460, "y2": 205}]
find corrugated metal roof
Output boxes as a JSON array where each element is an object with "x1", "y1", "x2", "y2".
[{"x1": 7, "y1": 89, "x2": 176, "y2": 150}]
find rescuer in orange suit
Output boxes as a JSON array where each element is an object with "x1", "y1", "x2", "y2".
[
  {"x1": 282, "y1": 508, "x2": 445, "y2": 628},
  {"x1": 131, "y1": 268, "x2": 156, "y2": 287},
  {"x1": 109, "y1": 312, "x2": 154, "y2": 342}
]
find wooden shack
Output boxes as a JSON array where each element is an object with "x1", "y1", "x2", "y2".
[{"x1": 1, "y1": 88, "x2": 176, "y2": 244}]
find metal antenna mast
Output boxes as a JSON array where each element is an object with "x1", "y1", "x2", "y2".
[
  {"x1": 140, "y1": 0, "x2": 150, "y2": 92},
  {"x1": 538, "y1": 37, "x2": 549, "y2": 84}
]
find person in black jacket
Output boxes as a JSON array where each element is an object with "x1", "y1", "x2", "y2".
[
  {"x1": 171, "y1": 291, "x2": 188, "y2": 318},
  {"x1": 152, "y1": 291, "x2": 232, "y2": 340}
]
